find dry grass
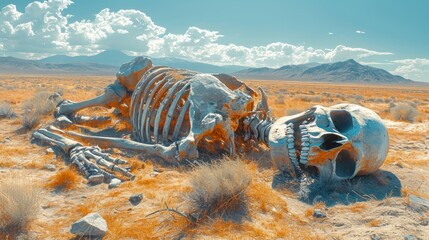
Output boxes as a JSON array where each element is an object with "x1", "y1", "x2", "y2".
[
  {"x1": 20, "y1": 90, "x2": 61, "y2": 130},
  {"x1": 0, "y1": 102, "x2": 16, "y2": 119},
  {"x1": 367, "y1": 219, "x2": 382, "y2": 227},
  {"x1": 390, "y1": 102, "x2": 419, "y2": 122},
  {"x1": 45, "y1": 168, "x2": 79, "y2": 192},
  {"x1": 187, "y1": 158, "x2": 251, "y2": 220},
  {"x1": 0, "y1": 175, "x2": 41, "y2": 237}
]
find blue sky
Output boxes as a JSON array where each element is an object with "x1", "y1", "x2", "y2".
[{"x1": 1, "y1": 0, "x2": 428, "y2": 81}]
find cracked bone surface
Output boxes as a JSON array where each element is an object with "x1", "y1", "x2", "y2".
[
  {"x1": 35, "y1": 56, "x2": 389, "y2": 184},
  {"x1": 269, "y1": 104, "x2": 389, "y2": 180}
]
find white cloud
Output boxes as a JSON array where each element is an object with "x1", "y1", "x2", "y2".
[
  {"x1": 328, "y1": 32, "x2": 333, "y2": 35},
  {"x1": 391, "y1": 58, "x2": 429, "y2": 81},
  {"x1": 0, "y1": 0, "x2": 397, "y2": 68},
  {"x1": 356, "y1": 30, "x2": 365, "y2": 34}
]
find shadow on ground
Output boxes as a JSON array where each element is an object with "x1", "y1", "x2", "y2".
[{"x1": 273, "y1": 170, "x2": 402, "y2": 207}]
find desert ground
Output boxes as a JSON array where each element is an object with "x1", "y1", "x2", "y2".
[{"x1": 0, "y1": 75, "x2": 428, "y2": 239}]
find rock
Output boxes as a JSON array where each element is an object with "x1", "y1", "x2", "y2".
[
  {"x1": 420, "y1": 219, "x2": 428, "y2": 226},
  {"x1": 43, "y1": 164, "x2": 56, "y2": 171},
  {"x1": 88, "y1": 174, "x2": 104, "y2": 185},
  {"x1": 129, "y1": 193, "x2": 143, "y2": 205},
  {"x1": 371, "y1": 234, "x2": 382, "y2": 240},
  {"x1": 404, "y1": 234, "x2": 416, "y2": 240},
  {"x1": 409, "y1": 194, "x2": 429, "y2": 211},
  {"x1": 312, "y1": 209, "x2": 327, "y2": 218},
  {"x1": 46, "y1": 148, "x2": 54, "y2": 154},
  {"x1": 108, "y1": 178, "x2": 121, "y2": 189},
  {"x1": 70, "y1": 213, "x2": 107, "y2": 237}
]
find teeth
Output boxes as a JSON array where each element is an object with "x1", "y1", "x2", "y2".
[
  {"x1": 287, "y1": 138, "x2": 294, "y2": 143},
  {"x1": 302, "y1": 147, "x2": 310, "y2": 151},
  {"x1": 302, "y1": 142, "x2": 310, "y2": 147},
  {"x1": 301, "y1": 137, "x2": 309, "y2": 142},
  {"x1": 287, "y1": 143, "x2": 294, "y2": 149}
]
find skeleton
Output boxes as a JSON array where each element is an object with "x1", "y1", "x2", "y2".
[{"x1": 33, "y1": 57, "x2": 389, "y2": 183}]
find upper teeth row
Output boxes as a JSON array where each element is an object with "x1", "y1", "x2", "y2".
[
  {"x1": 300, "y1": 124, "x2": 310, "y2": 164},
  {"x1": 286, "y1": 123, "x2": 298, "y2": 165}
]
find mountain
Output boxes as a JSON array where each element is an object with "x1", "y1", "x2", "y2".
[
  {"x1": 40, "y1": 50, "x2": 133, "y2": 67},
  {"x1": 234, "y1": 59, "x2": 412, "y2": 83},
  {"x1": 40, "y1": 50, "x2": 247, "y2": 74},
  {"x1": 0, "y1": 56, "x2": 116, "y2": 75}
]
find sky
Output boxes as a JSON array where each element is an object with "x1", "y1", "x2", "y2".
[{"x1": 0, "y1": 0, "x2": 428, "y2": 82}]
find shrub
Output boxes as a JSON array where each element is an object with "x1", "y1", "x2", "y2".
[
  {"x1": 187, "y1": 159, "x2": 251, "y2": 220},
  {"x1": 0, "y1": 102, "x2": 16, "y2": 119},
  {"x1": 390, "y1": 102, "x2": 419, "y2": 122},
  {"x1": 274, "y1": 96, "x2": 285, "y2": 105},
  {"x1": 0, "y1": 175, "x2": 41, "y2": 235},
  {"x1": 45, "y1": 169, "x2": 79, "y2": 192},
  {"x1": 294, "y1": 94, "x2": 322, "y2": 102},
  {"x1": 21, "y1": 91, "x2": 61, "y2": 130}
]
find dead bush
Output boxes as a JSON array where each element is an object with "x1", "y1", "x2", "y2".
[
  {"x1": 274, "y1": 96, "x2": 285, "y2": 105},
  {"x1": 294, "y1": 94, "x2": 322, "y2": 102},
  {"x1": 21, "y1": 91, "x2": 61, "y2": 130},
  {"x1": 0, "y1": 102, "x2": 16, "y2": 119},
  {"x1": 390, "y1": 102, "x2": 419, "y2": 122},
  {"x1": 187, "y1": 159, "x2": 251, "y2": 220},
  {"x1": 45, "y1": 169, "x2": 79, "y2": 192},
  {"x1": 0, "y1": 175, "x2": 41, "y2": 235}
]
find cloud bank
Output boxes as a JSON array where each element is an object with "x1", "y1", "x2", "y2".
[
  {"x1": 0, "y1": 0, "x2": 427, "y2": 81},
  {"x1": 0, "y1": 1, "x2": 393, "y2": 65}
]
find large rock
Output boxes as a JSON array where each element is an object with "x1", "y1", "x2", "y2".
[{"x1": 70, "y1": 213, "x2": 108, "y2": 237}]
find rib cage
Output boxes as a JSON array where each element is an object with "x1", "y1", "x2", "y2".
[{"x1": 130, "y1": 67, "x2": 197, "y2": 145}]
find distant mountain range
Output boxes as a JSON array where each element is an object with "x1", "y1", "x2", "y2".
[
  {"x1": 40, "y1": 50, "x2": 246, "y2": 74},
  {"x1": 0, "y1": 56, "x2": 117, "y2": 75},
  {"x1": 0, "y1": 50, "x2": 413, "y2": 83},
  {"x1": 234, "y1": 59, "x2": 412, "y2": 83}
]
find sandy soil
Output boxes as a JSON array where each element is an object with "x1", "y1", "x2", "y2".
[{"x1": 0, "y1": 75, "x2": 428, "y2": 239}]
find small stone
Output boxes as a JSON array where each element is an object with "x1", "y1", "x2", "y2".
[
  {"x1": 129, "y1": 193, "x2": 143, "y2": 205},
  {"x1": 404, "y1": 234, "x2": 416, "y2": 240},
  {"x1": 4, "y1": 137, "x2": 11, "y2": 142},
  {"x1": 420, "y1": 219, "x2": 428, "y2": 226},
  {"x1": 70, "y1": 213, "x2": 107, "y2": 237},
  {"x1": 88, "y1": 174, "x2": 104, "y2": 185},
  {"x1": 108, "y1": 178, "x2": 121, "y2": 189},
  {"x1": 371, "y1": 234, "x2": 382, "y2": 240},
  {"x1": 313, "y1": 209, "x2": 327, "y2": 218},
  {"x1": 43, "y1": 164, "x2": 56, "y2": 171},
  {"x1": 409, "y1": 194, "x2": 429, "y2": 211},
  {"x1": 46, "y1": 148, "x2": 54, "y2": 154}
]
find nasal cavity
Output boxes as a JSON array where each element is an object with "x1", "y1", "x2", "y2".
[
  {"x1": 335, "y1": 149, "x2": 356, "y2": 178},
  {"x1": 320, "y1": 134, "x2": 346, "y2": 150}
]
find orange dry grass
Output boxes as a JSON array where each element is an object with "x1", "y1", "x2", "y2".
[
  {"x1": 367, "y1": 219, "x2": 382, "y2": 227},
  {"x1": 45, "y1": 169, "x2": 79, "y2": 191},
  {"x1": 0, "y1": 160, "x2": 16, "y2": 168}
]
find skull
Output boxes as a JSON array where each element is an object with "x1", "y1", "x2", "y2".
[{"x1": 269, "y1": 104, "x2": 389, "y2": 180}]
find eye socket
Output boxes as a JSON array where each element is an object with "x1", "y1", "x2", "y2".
[{"x1": 330, "y1": 110, "x2": 353, "y2": 133}]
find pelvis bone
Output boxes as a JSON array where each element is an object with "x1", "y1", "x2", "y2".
[{"x1": 33, "y1": 57, "x2": 389, "y2": 182}]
